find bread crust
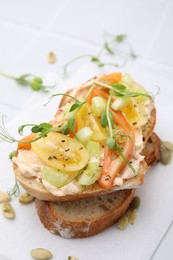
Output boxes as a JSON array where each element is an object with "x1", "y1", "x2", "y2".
[
  {"x1": 13, "y1": 161, "x2": 146, "y2": 201},
  {"x1": 35, "y1": 189, "x2": 135, "y2": 238}
]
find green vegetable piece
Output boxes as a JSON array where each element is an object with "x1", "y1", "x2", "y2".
[
  {"x1": 78, "y1": 162, "x2": 101, "y2": 186},
  {"x1": 41, "y1": 166, "x2": 71, "y2": 188},
  {"x1": 86, "y1": 141, "x2": 101, "y2": 159}
]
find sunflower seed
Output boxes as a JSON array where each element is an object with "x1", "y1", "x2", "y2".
[
  {"x1": 0, "y1": 191, "x2": 11, "y2": 203},
  {"x1": 116, "y1": 215, "x2": 128, "y2": 230},
  {"x1": 48, "y1": 52, "x2": 56, "y2": 64},
  {"x1": 161, "y1": 141, "x2": 173, "y2": 152},
  {"x1": 19, "y1": 192, "x2": 35, "y2": 204},
  {"x1": 1, "y1": 202, "x2": 15, "y2": 219},
  {"x1": 160, "y1": 149, "x2": 172, "y2": 165},
  {"x1": 68, "y1": 257, "x2": 80, "y2": 260},
  {"x1": 30, "y1": 248, "x2": 52, "y2": 259},
  {"x1": 127, "y1": 209, "x2": 137, "y2": 224},
  {"x1": 130, "y1": 196, "x2": 140, "y2": 210}
]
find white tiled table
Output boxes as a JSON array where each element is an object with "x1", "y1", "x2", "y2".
[{"x1": 0, "y1": 1, "x2": 173, "y2": 259}]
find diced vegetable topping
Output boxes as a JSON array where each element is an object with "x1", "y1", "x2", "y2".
[{"x1": 78, "y1": 162, "x2": 101, "y2": 186}]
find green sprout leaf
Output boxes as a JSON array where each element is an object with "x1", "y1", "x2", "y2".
[
  {"x1": 100, "y1": 111, "x2": 107, "y2": 128},
  {"x1": 104, "y1": 42, "x2": 114, "y2": 54},
  {"x1": 115, "y1": 34, "x2": 127, "y2": 42},
  {"x1": 16, "y1": 74, "x2": 30, "y2": 85},
  {"x1": 91, "y1": 56, "x2": 100, "y2": 62},
  {"x1": 68, "y1": 118, "x2": 75, "y2": 132},
  {"x1": 106, "y1": 136, "x2": 116, "y2": 149},
  {"x1": 61, "y1": 124, "x2": 69, "y2": 135},
  {"x1": 111, "y1": 84, "x2": 127, "y2": 91},
  {"x1": 0, "y1": 72, "x2": 52, "y2": 92},
  {"x1": 69, "y1": 101, "x2": 82, "y2": 112}
]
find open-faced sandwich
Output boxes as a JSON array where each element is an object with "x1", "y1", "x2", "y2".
[{"x1": 12, "y1": 72, "x2": 160, "y2": 238}]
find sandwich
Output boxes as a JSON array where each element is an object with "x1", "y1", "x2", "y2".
[{"x1": 12, "y1": 72, "x2": 160, "y2": 238}]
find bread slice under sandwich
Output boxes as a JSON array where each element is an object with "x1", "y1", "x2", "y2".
[
  {"x1": 35, "y1": 133, "x2": 160, "y2": 239},
  {"x1": 35, "y1": 189, "x2": 135, "y2": 239}
]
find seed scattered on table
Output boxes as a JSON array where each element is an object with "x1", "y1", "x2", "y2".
[
  {"x1": 1, "y1": 202, "x2": 15, "y2": 219},
  {"x1": 0, "y1": 191, "x2": 11, "y2": 203},
  {"x1": 130, "y1": 196, "x2": 140, "y2": 210},
  {"x1": 48, "y1": 52, "x2": 56, "y2": 64},
  {"x1": 116, "y1": 215, "x2": 128, "y2": 230},
  {"x1": 30, "y1": 248, "x2": 52, "y2": 259},
  {"x1": 68, "y1": 257, "x2": 80, "y2": 260},
  {"x1": 19, "y1": 192, "x2": 35, "y2": 204}
]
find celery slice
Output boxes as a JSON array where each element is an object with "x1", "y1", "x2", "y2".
[
  {"x1": 78, "y1": 162, "x2": 101, "y2": 185},
  {"x1": 91, "y1": 96, "x2": 106, "y2": 116},
  {"x1": 41, "y1": 166, "x2": 75, "y2": 188},
  {"x1": 86, "y1": 141, "x2": 101, "y2": 159}
]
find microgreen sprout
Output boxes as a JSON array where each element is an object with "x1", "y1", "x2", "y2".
[
  {"x1": 7, "y1": 177, "x2": 20, "y2": 197},
  {"x1": 93, "y1": 80, "x2": 152, "y2": 99},
  {"x1": 62, "y1": 34, "x2": 136, "y2": 76},
  {"x1": 0, "y1": 72, "x2": 53, "y2": 92},
  {"x1": 9, "y1": 150, "x2": 16, "y2": 160}
]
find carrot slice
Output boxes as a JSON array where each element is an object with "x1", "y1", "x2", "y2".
[
  {"x1": 18, "y1": 133, "x2": 37, "y2": 150},
  {"x1": 100, "y1": 72, "x2": 122, "y2": 84},
  {"x1": 87, "y1": 88, "x2": 109, "y2": 104},
  {"x1": 98, "y1": 110, "x2": 135, "y2": 189}
]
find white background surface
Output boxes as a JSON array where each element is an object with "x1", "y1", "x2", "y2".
[{"x1": 0, "y1": 0, "x2": 173, "y2": 260}]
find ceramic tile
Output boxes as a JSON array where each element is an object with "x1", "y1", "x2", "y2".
[
  {"x1": 0, "y1": 0, "x2": 66, "y2": 29},
  {"x1": 0, "y1": 103, "x2": 18, "y2": 123},
  {"x1": 152, "y1": 221, "x2": 173, "y2": 260},
  {"x1": 48, "y1": 0, "x2": 166, "y2": 55},
  {"x1": 146, "y1": 1, "x2": 173, "y2": 66},
  {"x1": 0, "y1": 23, "x2": 35, "y2": 68}
]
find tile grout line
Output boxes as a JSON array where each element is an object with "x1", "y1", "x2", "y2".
[{"x1": 149, "y1": 219, "x2": 173, "y2": 260}]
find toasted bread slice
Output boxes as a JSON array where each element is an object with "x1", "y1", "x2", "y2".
[
  {"x1": 35, "y1": 189, "x2": 135, "y2": 238},
  {"x1": 13, "y1": 73, "x2": 157, "y2": 201},
  {"x1": 13, "y1": 132, "x2": 160, "y2": 201},
  {"x1": 141, "y1": 132, "x2": 160, "y2": 165}
]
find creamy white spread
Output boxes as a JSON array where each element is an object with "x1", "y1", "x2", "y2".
[
  {"x1": 113, "y1": 177, "x2": 124, "y2": 186},
  {"x1": 12, "y1": 149, "x2": 45, "y2": 178},
  {"x1": 42, "y1": 180, "x2": 79, "y2": 196}
]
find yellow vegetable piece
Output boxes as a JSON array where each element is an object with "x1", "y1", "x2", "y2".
[
  {"x1": 122, "y1": 98, "x2": 148, "y2": 127},
  {"x1": 75, "y1": 104, "x2": 105, "y2": 141},
  {"x1": 31, "y1": 132, "x2": 89, "y2": 172}
]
